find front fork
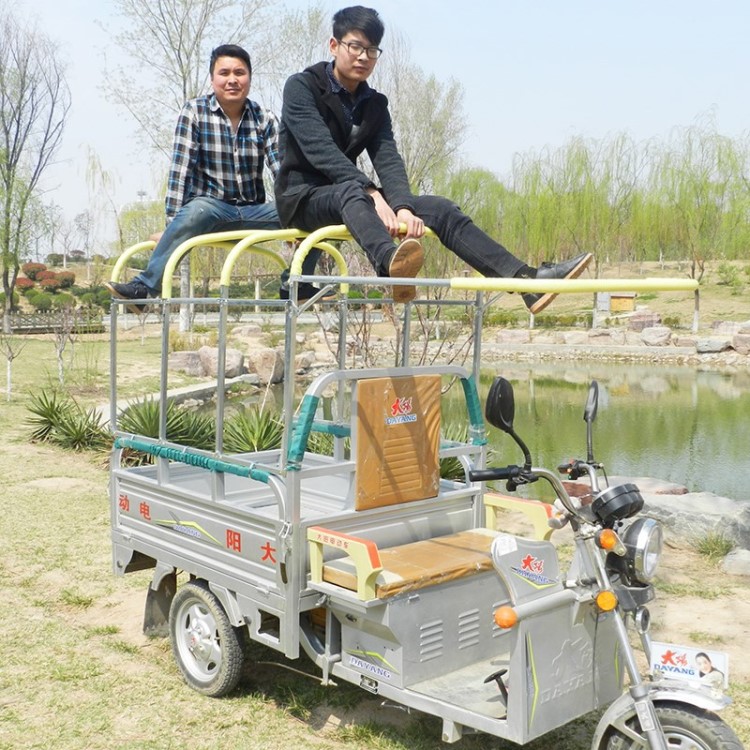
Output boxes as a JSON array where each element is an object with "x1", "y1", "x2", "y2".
[{"x1": 611, "y1": 609, "x2": 668, "y2": 750}]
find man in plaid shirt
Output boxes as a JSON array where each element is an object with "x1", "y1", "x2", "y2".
[{"x1": 106, "y1": 44, "x2": 281, "y2": 308}]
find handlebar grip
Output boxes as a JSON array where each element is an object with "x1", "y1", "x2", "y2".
[{"x1": 469, "y1": 468, "x2": 514, "y2": 482}]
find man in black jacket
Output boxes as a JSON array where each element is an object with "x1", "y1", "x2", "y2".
[{"x1": 275, "y1": 5, "x2": 591, "y2": 310}]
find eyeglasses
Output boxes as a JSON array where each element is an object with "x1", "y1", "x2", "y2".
[{"x1": 337, "y1": 39, "x2": 383, "y2": 60}]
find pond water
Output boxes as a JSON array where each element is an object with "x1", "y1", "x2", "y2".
[{"x1": 445, "y1": 361, "x2": 750, "y2": 502}]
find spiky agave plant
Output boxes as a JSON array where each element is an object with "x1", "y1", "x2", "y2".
[{"x1": 223, "y1": 405, "x2": 283, "y2": 453}]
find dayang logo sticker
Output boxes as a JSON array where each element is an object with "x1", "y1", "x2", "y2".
[
  {"x1": 510, "y1": 553, "x2": 557, "y2": 587},
  {"x1": 386, "y1": 396, "x2": 417, "y2": 425}
]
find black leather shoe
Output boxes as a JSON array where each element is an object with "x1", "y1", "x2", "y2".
[
  {"x1": 523, "y1": 252, "x2": 593, "y2": 314},
  {"x1": 279, "y1": 281, "x2": 336, "y2": 302},
  {"x1": 104, "y1": 280, "x2": 151, "y2": 315}
]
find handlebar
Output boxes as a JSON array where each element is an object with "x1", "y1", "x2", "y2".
[{"x1": 471, "y1": 463, "x2": 590, "y2": 520}]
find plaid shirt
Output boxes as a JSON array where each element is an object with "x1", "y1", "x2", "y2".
[{"x1": 165, "y1": 94, "x2": 280, "y2": 221}]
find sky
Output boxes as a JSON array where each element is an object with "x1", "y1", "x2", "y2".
[{"x1": 16, "y1": 0, "x2": 750, "y2": 247}]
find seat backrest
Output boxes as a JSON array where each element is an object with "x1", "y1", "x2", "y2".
[{"x1": 353, "y1": 374, "x2": 441, "y2": 511}]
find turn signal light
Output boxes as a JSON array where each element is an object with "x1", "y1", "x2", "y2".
[
  {"x1": 494, "y1": 606, "x2": 518, "y2": 629},
  {"x1": 595, "y1": 590, "x2": 618, "y2": 612},
  {"x1": 596, "y1": 529, "x2": 626, "y2": 555}
]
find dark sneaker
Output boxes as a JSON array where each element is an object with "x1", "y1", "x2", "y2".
[
  {"x1": 278, "y1": 269, "x2": 336, "y2": 302},
  {"x1": 104, "y1": 280, "x2": 151, "y2": 315},
  {"x1": 279, "y1": 281, "x2": 335, "y2": 302},
  {"x1": 386, "y1": 238, "x2": 424, "y2": 303},
  {"x1": 523, "y1": 252, "x2": 593, "y2": 315}
]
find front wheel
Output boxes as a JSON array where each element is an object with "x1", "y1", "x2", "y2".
[
  {"x1": 169, "y1": 580, "x2": 245, "y2": 697},
  {"x1": 605, "y1": 703, "x2": 744, "y2": 750}
]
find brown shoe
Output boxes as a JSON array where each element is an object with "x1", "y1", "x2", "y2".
[
  {"x1": 523, "y1": 252, "x2": 593, "y2": 315},
  {"x1": 387, "y1": 238, "x2": 424, "y2": 303}
]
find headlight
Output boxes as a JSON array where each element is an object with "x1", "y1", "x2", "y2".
[{"x1": 622, "y1": 518, "x2": 663, "y2": 583}]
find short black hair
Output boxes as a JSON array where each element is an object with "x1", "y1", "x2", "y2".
[
  {"x1": 210, "y1": 44, "x2": 252, "y2": 76},
  {"x1": 332, "y1": 6, "x2": 384, "y2": 45}
]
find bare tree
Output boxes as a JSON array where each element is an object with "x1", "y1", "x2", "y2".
[
  {"x1": 0, "y1": 330, "x2": 26, "y2": 400},
  {"x1": 105, "y1": 0, "x2": 273, "y2": 158},
  {"x1": 0, "y1": 9, "x2": 70, "y2": 333}
]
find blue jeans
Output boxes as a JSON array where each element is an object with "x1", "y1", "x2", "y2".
[
  {"x1": 290, "y1": 180, "x2": 525, "y2": 278},
  {"x1": 135, "y1": 196, "x2": 280, "y2": 294}
]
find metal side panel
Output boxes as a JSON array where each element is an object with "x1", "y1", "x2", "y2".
[{"x1": 111, "y1": 469, "x2": 286, "y2": 605}]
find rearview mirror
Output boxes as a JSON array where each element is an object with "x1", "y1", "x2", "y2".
[{"x1": 485, "y1": 377, "x2": 515, "y2": 434}]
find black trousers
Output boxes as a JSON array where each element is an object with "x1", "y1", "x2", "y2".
[{"x1": 291, "y1": 180, "x2": 524, "y2": 278}]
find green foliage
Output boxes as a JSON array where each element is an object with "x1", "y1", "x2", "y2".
[
  {"x1": 223, "y1": 405, "x2": 283, "y2": 453},
  {"x1": 662, "y1": 314, "x2": 682, "y2": 328},
  {"x1": 52, "y1": 293, "x2": 76, "y2": 309},
  {"x1": 57, "y1": 271, "x2": 75, "y2": 288},
  {"x1": 0, "y1": 291, "x2": 19, "y2": 308},
  {"x1": 696, "y1": 531, "x2": 734, "y2": 563},
  {"x1": 534, "y1": 312, "x2": 593, "y2": 328},
  {"x1": 45, "y1": 253, "x2": 64, "y2": 266},
  {"x1": 26, "y1": 390, "x2": 109, "y2": 451},
  {"x1": 484, "y1": 308, "x2": 520, "y2": 327},
  {"x1": 118, "y1": 398, "x2": 215, "y2": 449},
  {"x1": 29, "y1": 292, "x2": 52, "y2": 311}
]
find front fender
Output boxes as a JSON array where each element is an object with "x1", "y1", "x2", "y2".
[{"x1": 591, "y1": 682, "x2": 732, "y2": 749}]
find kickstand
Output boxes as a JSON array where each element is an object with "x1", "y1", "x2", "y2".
[{"x1": 483, "y1": 668, "x2": 509, "y2": 705}]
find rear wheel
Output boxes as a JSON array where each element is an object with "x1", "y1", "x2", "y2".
[
  {"x1": 606, "y1": 703, "x2": 743, "y2": 750},
  {"x1": 169, "y1": 580, "x2": 244, "y2": 697}
]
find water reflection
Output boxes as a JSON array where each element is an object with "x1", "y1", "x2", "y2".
[{"x1": 449, "y1": 362, "x2": 750, "y2": 501}]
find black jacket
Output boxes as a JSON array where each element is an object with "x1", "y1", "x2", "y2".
[{"x1": 274, "y1": 61, "x2": 415, "y2": 226}]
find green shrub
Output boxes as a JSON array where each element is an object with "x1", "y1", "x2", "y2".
[
  {"x1": 223, "y1": 405, "x2": 283, "y2": 453},
  {"x1": 118, "y1": 398, "x2": 215, "y2": 452},
  {"x1": 57, "y1": 271, "x2": 76, "y2": 288},
  {"x1": 717, "y1": 262, "x2": 740, "y2": 287},
  {"x1": 0, "y1": 291, "x2": 20, "y2": 309},
  {"x1": 662, "y1": 314, "x2": 682, "y2": 328},
  {"x1": 485, "y1": 309, "x2": 519, "y2": 327},
  {"x1": 52, "y1": 293, "x2": 76, "y2": 309},
  {"x1": 29, "y1": 293, "x2": 53, "y2": 311},
  {"x1": 27, "y1": 390, "x2": 109, "y2": 450}
]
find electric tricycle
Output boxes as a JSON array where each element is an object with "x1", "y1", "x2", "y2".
[{"x1": 108, "y1": 226, "x2": 742, "y2": 748}]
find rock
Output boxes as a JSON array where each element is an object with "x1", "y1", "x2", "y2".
[
  {"x1": 629, "y1": 311, "x2": 662, "y2": 331},
  {"x1": 198, "y1": 345, "x2": 244, "y2": 378},
  {"x1": 231, "y1": 324, "x2": 262, "y2": 337},
  {"x1": 695, "y1": 338, "x2": 731, "y2": 354},
  {"x1": 294, "y1": 351, "x2": 316, "y2": 371},
  {"x1": 674, "y1": 336, "x2": 697, "y2": 348},
  {"x1": 563, "y1": 331, "x2": 589, "y2": 346},
  {"x1": 721, "y1": 549, "x2": 750, "y2": 576},
  {"x1": 732, "y1": 333, "x2": 750, "y2": 355},
  {"x1": 168, "y1": 351, "x2": 204, "y2": 376},
  {"x1": 711, "y1": 320, "x2": 744, "y2": 335},
  {"x1": 496, "y1": 329, "x2": 531, "y2": 344},
  {"x1": 641, "y1": 326, "x2": 672, "y2": 346},
  {"x1": 641, "y1": 491, "x2": 750, "y2": 549},
  {"x1": 246, "y1": 347, "x2": 284, "y2": 384}
]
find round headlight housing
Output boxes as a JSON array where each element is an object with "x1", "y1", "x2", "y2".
[{"x1": 622, "y1": 518, "x2": 663, "y2": 583}]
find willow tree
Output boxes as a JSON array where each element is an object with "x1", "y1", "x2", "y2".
[{"x1": 0, "y1": 10, "x2": 70, "y2": 332}]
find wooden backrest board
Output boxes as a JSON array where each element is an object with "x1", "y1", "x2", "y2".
[{"x1": 354, "y1": 374, "x2": 441, "y2": 511}]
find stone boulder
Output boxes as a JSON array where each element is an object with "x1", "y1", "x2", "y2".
[
  {"x1": 732, "y1": 333, "x2": 750, "y2": 355},
  {"x1": 721, "y1": 549, "x2": 750, "y2": 577},
  {"x1": 247, "y1": 347, "x2": 284, "y2": 384},
  {"x1": 628, "y1": 311, "x2": 662, "y2": 332},
  {"x1": 641, "y1": 491, "x2": 750, "y2": 550},
  {"x1": 695, "y1": 338, "x2": 731, "y2": 354},
  {"x1": 641, "y1": 326, "x2": 672, "y2": 346},
  {"x1": 198, "y1": 345, "x2": 244, "y2": 378},
  {"x1": 168, "y1": 351, "x2": 204, "y2": 377}
]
